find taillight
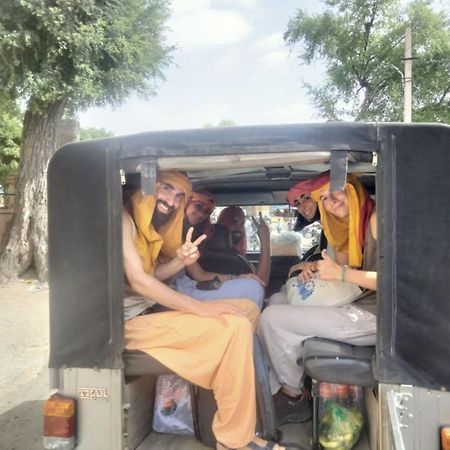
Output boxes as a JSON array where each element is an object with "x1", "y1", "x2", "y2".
[
  {"x1": 441, "y1": 426, "x2": 450, "y2": 450},
  {"x1": 43, "y1": 393, "x2": 76, "y2": 449}
]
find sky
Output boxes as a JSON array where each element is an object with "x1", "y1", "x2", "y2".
[
  {"x1": 79, "y1": 0, "x2": 449, "y2": 136},
  {"x1": 79, "y1": 0, "x2": 326, "y2": 136}
]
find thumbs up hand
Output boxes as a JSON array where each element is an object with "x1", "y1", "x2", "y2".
[{"x1": 316, "y1": 249, "x2": 342, "y2": 281}]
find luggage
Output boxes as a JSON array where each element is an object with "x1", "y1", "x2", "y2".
[{"x1": 191, "y1": 334, "x2": 278, "y2": 447}]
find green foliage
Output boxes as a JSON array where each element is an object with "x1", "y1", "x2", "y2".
[
  {"x1": 203, "y1": 119, "x2": 237, "y2": 128},
  {"x1": 0, "y1": 97, "x2": 21, "y2": 183},
  {"x1": 0, "y1": 0, "x2": 173, "y2": 112},
  {"x1": 407, "y1": 1, "x2": 450, "y2": 123},
  {"x1": 217, "y1": 119, "x2": 237, "y2": 127},
  {"x1": 285, "y1": 0, "x2": 450, "y2": 122},
  {"x1": 80, "y1": 127, "x2": 114, "y2": 140}
]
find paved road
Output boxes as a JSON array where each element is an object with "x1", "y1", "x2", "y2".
[{"x1": 0, "y1": 281, "x2": 49, "y2": 450}]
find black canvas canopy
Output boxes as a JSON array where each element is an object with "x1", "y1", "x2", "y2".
[
  {"x1": 377, "y1": 124, "x2": 450, "y2": 390},
  {"x1": 47, "y1": 122, "x2": 450, "y2": 391}
]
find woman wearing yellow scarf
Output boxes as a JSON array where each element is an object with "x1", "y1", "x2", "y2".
[
  {"x1": 309, "y1": 171, "x2": 375, "y2": 270},
  {"x1": 258, "y1": 171, "x2": 377, "y2": 426}
]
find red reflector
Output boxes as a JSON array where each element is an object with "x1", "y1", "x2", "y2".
[{"x1": 44, "y1": 394, "x2": 76, "y2": 438}]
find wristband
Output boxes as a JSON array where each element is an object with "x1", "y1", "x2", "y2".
[{"x1": 341, "y1": 265, "x2": 348, "y2": 282}]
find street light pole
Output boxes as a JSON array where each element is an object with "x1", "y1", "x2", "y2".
[{"x1": 403, "y1": 26, "x2": 412, "y2": 122}]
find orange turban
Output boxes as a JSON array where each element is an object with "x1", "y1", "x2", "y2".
[
  {"x1": 287, "y1": 171, "x2": 330, "y2": 206},
  {"x1": 189, "y1": 190, "x2": 215, "y2": 215},
  {"x1": 217, "y1": 206, "x2": 246, "y2": 256}
]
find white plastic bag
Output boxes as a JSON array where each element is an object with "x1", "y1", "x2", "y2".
[
  {"x1": 152, "y1": 374, "x2": 194, "y2": 435},
  {"x1": 286, "y1": 276, "x2": 362, "y2": 307}
]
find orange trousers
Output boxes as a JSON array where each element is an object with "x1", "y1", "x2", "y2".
[{"x1": 125, "y1": 299, "x2": 260, "y2": 449}]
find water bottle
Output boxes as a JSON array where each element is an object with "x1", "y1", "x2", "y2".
[
  {"x1": 336, "y1": 384, "x2": 350, "y2": 408},
  {"x1": 348, "y1": 384, "x2": 364, "y2": 412},
  {"x1": 318, "y1": 382, "x2": 336, "y2": 420}
]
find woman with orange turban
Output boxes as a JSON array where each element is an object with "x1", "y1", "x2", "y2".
[{"x1": 258, "y1": 171, "x2": 377, "y2": 426}]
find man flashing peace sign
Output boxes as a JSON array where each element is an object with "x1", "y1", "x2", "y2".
[{"x1": 121, "y1": 170, "x2": 284, "y2": 450}]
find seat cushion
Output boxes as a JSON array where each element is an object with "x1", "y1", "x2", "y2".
[
  {"x1": 199, "y1": 252, "x2": 253, "y2": 275},
  {"x1": 303, "y1": 338, "x2": 376, "y2": 387},
  {"x1": 124, "y1": 350, "x2": 174, "y2": 376},
  {"x1": 199, "y1": 224, "x2": 253, "y2": 275},
  {"x1": 205, "y1": 224, "x2": 233, "y2": 252}
]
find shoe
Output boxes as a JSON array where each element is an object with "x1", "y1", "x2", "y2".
[{"x1": 273, "y1": 390, "x2": 312, "y2": 425}]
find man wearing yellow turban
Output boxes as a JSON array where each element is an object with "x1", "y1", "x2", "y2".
[
  {"x1": 129, "y1": 170, "x2": 193, "y2": 275},
  {"x1": 122, "y1": 170, "x2": 284, "y2": 450}
]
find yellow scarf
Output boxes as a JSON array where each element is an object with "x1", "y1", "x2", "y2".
[
  {"x1": 311, "y1": 176, "x2": 367, "y2": 268},
  {"x1": 131, "y1": 171, "x2": 191, "y2": 274}
]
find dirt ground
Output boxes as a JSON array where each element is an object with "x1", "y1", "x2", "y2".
[{"x1": 0, "y1": 276, "x2": 50, "y2": 450}]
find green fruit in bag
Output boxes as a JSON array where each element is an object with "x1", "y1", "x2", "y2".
[{"x1": 319, "y1": 401, "x2": 364, "y2": 450}]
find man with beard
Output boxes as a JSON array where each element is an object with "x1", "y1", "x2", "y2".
[
  {"x1": 217, "y1": 206, "x2": 271, "y2": 287},
  {"x1": 122, "y1": 170, "x2": 284, "y2": 450}
]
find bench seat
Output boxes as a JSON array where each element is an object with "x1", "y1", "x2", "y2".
[
  {"x1": 303, "y1": 337, "x2": 376, "y2": 387},
  {"x1": 123, "y1": 350, "x2": 174, "y2": 377}
]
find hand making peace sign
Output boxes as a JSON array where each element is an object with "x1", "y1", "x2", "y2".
[
  {"x1": 176, "y1": 227, "x2": 207, "y2": 266},
  {"x1": 252, "y1": 215, "x2": 270, "y2": 244}
]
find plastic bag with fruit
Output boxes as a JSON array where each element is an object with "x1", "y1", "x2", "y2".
[
  {"x1": 319, "y1": 400, "x2": 364, "y2": 450},
  {"x1": 152, "y1": 374, "x2": 194, "y2": 435}
]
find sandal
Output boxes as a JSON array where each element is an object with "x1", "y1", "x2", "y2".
[
  {"x1": 246, "y1": 440, "x2": 279, "y2": 450},
  {"x1": 217, "y1": 437, "x2": 285, "y2": 450}
]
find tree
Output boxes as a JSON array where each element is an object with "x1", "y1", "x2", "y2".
[
  {"x1": 285, "y1": 0, "x2": 450, "y2": 122},
  {"x1": 203, "y1": 119, "x2": 237, "y2": 128},
  {"x1": 80, "y1": 127, "x2": 114, "y2": 141},
  {"x1": 0, "y1": 96, "x2": 21, "y2": 184},
  {"x1": 217, "y1": 119, "x2": 237, "y2": 127},
  {"x1": 0, "y1": 0, "x2": 172, "y2": 282}
]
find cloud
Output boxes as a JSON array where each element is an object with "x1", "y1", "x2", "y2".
[
  {"x1": 80, "y1": 99, "x2": 235, "y2": 134},
  {"x1": 258, "y1": 49, "x2": 290, "y2": 68},
  {"x1": 213, "y1": 0, "x2": 261, "y2": 8},
  {"x1": 261, "y1": 102, "x2": 321, "y2": 124},
  {"x1": 215, "y1": 53, "x2": 242, "y2": 71},
  {"x1": 170, "y1": 0, "x2": 211, "y2": 15},
  {"x1": 254, "y1": 32, "x2": 285, "y2": 52},
  {"x1": 251, "y1": 32, "x2": 291, "y2": 68},
  {"x1": 184, "y1": 103, "x2": 233, "y2": 127},
  {"x1": 169, "y1": 9, "x2": 251, "y2": 48}
]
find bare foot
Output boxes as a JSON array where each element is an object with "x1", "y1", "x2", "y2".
[{"x1": 217, "y1": 436, "x2": 286, "y2": 450}]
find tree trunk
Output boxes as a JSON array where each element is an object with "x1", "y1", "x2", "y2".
[
  {"x1": 0, "y1": 100, "x2": 65, "y2": 283},
  {"x1": 356, "y1": 85, "x2": 374, "y2": 122}
]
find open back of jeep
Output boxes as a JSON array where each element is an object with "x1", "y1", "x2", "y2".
[{"x1": 46, "y1": 122, "x2": 450, "y2": 449}]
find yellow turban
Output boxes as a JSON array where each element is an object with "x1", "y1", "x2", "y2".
[
  {"x1": 131, "y1": 171, "x2": 192, "y2": 274},
  {"x1": 311, "y1": 173, "x2": 374, "y2": 268},
  {"x1": 157, "y1": 171, "x2": 192, "y2": 199}
]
